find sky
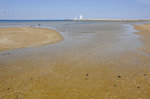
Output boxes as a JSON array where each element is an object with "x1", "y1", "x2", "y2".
[{"x1": 0, "y1": 0, "x2": 150, "y2": 20}]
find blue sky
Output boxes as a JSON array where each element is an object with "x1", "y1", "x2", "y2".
[{"x1": 0, "y1": 0, "x2": 150, "y2": 19}]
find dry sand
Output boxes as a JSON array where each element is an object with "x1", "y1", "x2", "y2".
[
  {"x1": 0, "y1": 25, "x2": 150, "y2": 99},
  {"x1": 135, "y1": 24, "x2": 150, "y2": 54},
  {"x1": 0, "y1": 27, "x2": 63, "y2": 52}
]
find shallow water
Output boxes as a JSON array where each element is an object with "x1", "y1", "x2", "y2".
[
  {"x1": 0, "y1": 21, "x2": 144, "y2": 60},
  {"x1": 0, "y1": 21, "x2": 146, "y2": 78}
]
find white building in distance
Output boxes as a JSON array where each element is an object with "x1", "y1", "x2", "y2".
[
  {"x1": 73, "y1": 15, "x2": 83, "y2": 20},
  {"x1": 80, "y1": 15, "x2": 83, "y2": 19}
]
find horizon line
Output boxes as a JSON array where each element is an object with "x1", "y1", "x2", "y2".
[{"x1": 0, "y1": 19, "x2": 150, "y2": 21}]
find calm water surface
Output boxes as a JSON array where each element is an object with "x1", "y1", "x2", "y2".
[{"x1": 0, "y1": 20, "x2": 148, "y2": 63}]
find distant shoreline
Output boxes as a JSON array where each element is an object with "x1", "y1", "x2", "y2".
[{"x1": 65, "y1": 19, "x2": 150, "y2": 21}]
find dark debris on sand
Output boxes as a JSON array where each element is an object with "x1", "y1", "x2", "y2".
[
  {"x1": 117, "y1": 76, "x2": 121, "y2": 78},
  {"x1": 1, "y1": 53, "x2": 10, "y2": 56}
]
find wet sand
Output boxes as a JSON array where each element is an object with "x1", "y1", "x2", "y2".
[
  {"x1": 0, "y1": 27, "x2": 63, "y2": 52},
  {"x1": 0, "y1": 23, "x2": 150, "y2": 99}
]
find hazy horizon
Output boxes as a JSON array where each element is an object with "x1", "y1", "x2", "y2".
[{"x1": 0, "y1": 0, "x2": 150, "y2": 20}]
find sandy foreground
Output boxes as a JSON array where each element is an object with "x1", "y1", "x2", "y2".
[
  {"x1": 0, "y1": 25, "x2": 150, "y2": 99},
  {"x1": 0, "y1": 27, "x2": 63, "y2": 52}
]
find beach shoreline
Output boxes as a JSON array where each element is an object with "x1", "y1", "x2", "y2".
[
  {"x1": 134, "y1": 24, "x2": 150, "y2": 54},
  {"x1": 0, "y1": 27, "x2": 63, "y2": 52}
]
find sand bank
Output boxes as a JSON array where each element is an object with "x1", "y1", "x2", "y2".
[
  {"x1": 135, "y1": 24, "x2": 150, "y2": 54},
  {"x1": 0, "y1": 27, "x2": 63, "y2": 52}
]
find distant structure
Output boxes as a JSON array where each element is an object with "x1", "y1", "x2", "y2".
[
  {"x1": 73, "y1": 15, "x2": 83, "y2": 20},
  {"x1": 80, "y1": 15, "x2": 83, "y2": 20}
]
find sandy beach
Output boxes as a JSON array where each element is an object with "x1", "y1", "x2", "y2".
[
  {"x1": 135, "y1": 24, "x2": 150, "y2": 54},
  {"x1": 0, "y1": 27, "x2": 63, "y2": 52},
  {"x1": 0, "y1": 22, "x2": 150, "y2": 99}
]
